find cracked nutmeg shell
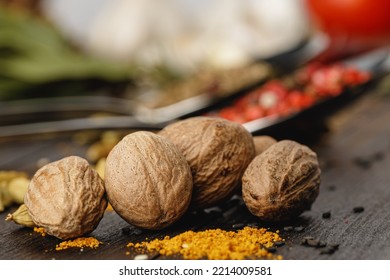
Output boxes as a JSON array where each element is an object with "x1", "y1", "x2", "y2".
[
  {"x1": 159, "y1": 116, "x2": 256, "y2": 209},
  {"x1": 105, "y1": 131, "x2": 193, "y2": 230},
  {"x1": 242, "y1": 140, "x2": 321, "y2": 222},
  {"x1": 24, "y1": 156, "x2": 107, "y2": 240}
]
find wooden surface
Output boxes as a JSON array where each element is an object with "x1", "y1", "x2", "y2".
[{"x1": 1, "y1": 89, "x2": 390, "y2": 260}]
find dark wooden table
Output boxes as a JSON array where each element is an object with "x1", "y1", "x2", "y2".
[{"x1": 1, "y1": 88, "x2": 390, "y2": 260}]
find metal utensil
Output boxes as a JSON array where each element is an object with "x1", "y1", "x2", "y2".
[{"x1": 1, "y1": 40, "x2": 387, "y2": 138}]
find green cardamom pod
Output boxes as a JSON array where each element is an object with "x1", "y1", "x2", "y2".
[
  {"x1": 7, "y1": 177, "x2": 29, "y2": 204},
  {"x1": 0, "y1": 184, "x2": 13, "y2": 212},
  {"x1": 5, "y1": 204, "x2": 36, "y2": 227}
]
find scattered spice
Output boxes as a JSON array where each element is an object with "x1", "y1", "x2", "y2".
[
  {"x1": 353, "y1": 152, "x2": 385, "y2": 170},
  {"x1": 353, "y1": 206, "x2": 365, "y2": 213},
  {"x1": 34, "y1": 227, "x2": 46, "y2": 237},
  {"x1": 320, "y1": 244, "x2": 340, "y2": 255},
  {"x1": 208, "y1": 63, "x2": 370, "y2": 124},
  {"x1": 274, "y1": 241, "x2": 285, "y2": 247},
  {"x1": 105, "y1": 203, "x2": 114, "y2": 211},
  {"x1": 353, "y1": 157, "x2": 372, "y2": 169},
  {"x1": 322, "y1": 211, "x2": 331, "y2": 219},
  {"x1": 302, "y1": 238, "x2": 326, "y2": 248},
  {"x1": 266, "y1": 246, "x2": 277, "y2": 253},
  {"x1": 127, "y1": 227, "x2": 283, "y2": 260},
  {"x1": 301, "y1": 236, "x2": 339, "y2": 255},
  {"x1": 55, "y1": 237, "x2": 102, "y2": 251}
]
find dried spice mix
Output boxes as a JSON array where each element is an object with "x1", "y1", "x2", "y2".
[
  {"x1": 127, "y1": 226, "x2": 284, "y2": 260},
  {"x1": 55, "y1": 237, "x2": 102, "y2": 251},
  {"x1": 208, "y1": 63, "x2": 370, "y2": 123}
]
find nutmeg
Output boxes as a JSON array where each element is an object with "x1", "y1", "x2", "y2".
[
  {"x1": 242, "y1": 140, "x2": 320, "y2": 222},
  {"x1": 253, "y1": 135, "x2": 277, "y2": 156},
  {"x1": 105, "y1": 131, "x2": 193, "y2": 230},
  {"x1": 24, "y1": 156, "x2": 107, "y2": 240},
  {"x1": 159, "y1": 116, "x2": 255, "y2": 209}
]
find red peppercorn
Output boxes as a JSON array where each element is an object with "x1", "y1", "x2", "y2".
[{"x1": 210, "y1": 63, "x2": 371, "y2": 124}]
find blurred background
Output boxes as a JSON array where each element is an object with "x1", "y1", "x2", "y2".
[
  {"x1": 0, "y1": 0, "x2": 390, "y2": 131},
  {"x1": 0, "y1": 0, "x2": 309, "y2": 97}
]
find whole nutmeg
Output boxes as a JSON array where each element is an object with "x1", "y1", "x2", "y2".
[
  {"x1": 105, "y1": 131, "x2": 193, "y2": 230},
  {"x1": 24, "y1": 156, "x2": 107, "y2": 240},
  {"x1": 159, "y1": 116, "x2": 255, "y2": 209},
  {"x1": 253, "y1": 135, "x2": 277, "y2": 156},
  {"x1": 242, "y1": 140, "x2": 320, "y2": 222}
]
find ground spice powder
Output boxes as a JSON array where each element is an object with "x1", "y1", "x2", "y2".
[
  {"x1": 127, "y1": 227, "x2": 283, "y2": 260},
  {"x1": 55, "y1": 237, "x2": 102, "y2": 251},
  {"x1": 33, "y1": 227, "x2": 46, "y2": 237}
]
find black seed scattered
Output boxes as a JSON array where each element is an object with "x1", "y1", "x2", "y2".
[
  {"x1": 266, "y1": 247, "x2": 277, "y2": 253},
  {"x1": 121, "y1": 227, "x2": 131, "y2": 234},
  {"x1": 353, "y1": 157, "x2": 372, "y2": 169},
  {"x1": 301, "y1": 236, "x2": 314, "y2": 245},
  {"x1": 274, "y1": 241, "x2": 285, "y2": 247},
  {"x1": 294, "y1": 226, "x2": 305, "y2": 232},
  {"x1": 373, "y1": 152, "x2": 385, "y2": 161},
  {"x1": 322, "y1": 211, "x2": 331, "y2": 219},
  {"x1": 283, "y1": 226, "x2": 294, "y2": 232},
  {"x1": 353, "y1": 206, "x2": 365, "y2": 213},
  {"x1": 327, "y1": 185, "x2": 337, "y2": 191},
  {"x1": 232, "y1": 223, "x2": 245, "y2": 229},
  {"x1": 318, "y1": 241, "x2": 327, "y2": 248},
  {"x1": 320, "y1": 246, "x2": 338, "y2": 255}
]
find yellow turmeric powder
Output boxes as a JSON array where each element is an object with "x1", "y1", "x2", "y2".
[
  {"x1": 33, "y1": 227, "x2": 46, "y2": 237},
  {"x1": 127, "y1": 226, "x2": 283, "y2": 260},
  {"x1": 56, "y1": 237, "x2": 102, "y2": 251}
]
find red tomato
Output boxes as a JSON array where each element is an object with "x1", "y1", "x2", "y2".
[{"x1": 305, "y1": 0, "x2": 390, "y2": 60}]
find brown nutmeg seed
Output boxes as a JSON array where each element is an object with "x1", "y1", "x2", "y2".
[
  {"x1": 24, "y1": 156, "x2": 107, "y2": 240},
  {"x1": 242, "y1": 140, "x2": 320, "y2": 222},
  {"x1": 253, "y1": 135, "x2": 277, "y2": 156},
  {"x1": 105, "y1": 131, "x2": 193, "y2": 230},
  {"x1": 159, "y1": 116, "x2": 255, "y2": 209}
]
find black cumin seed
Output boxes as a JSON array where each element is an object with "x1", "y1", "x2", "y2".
[
  {"x1": 373, "y1": 152, "x2": 385, "y2": 161},
  {"x1": 318, "y1": 241, "x2": 327, "y2": 248},
  {"x1": 266, "y1": 247, "x2": 277, "y2": 253},
  {"x1": 301, "y1": 236, "x2": 314, "y2": 245},
  {"x1": 274, "y1": 241, "x2": 285, "y2": 247},
  {"x1": 353, "y1": 157, "x2": 372, "y2": 169},
  {"x1": 320, "y1": 245, "x2": 338, "y2": 255},
  {"x1": 353, "y1": 206, "x2": 365, "y2": 213},
  {"x1": 329, "y1": 244, "x2": 340, "y2": 250},
  {"x1": 322, "y1": 211, "x2": 331, "y2": 219}
]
